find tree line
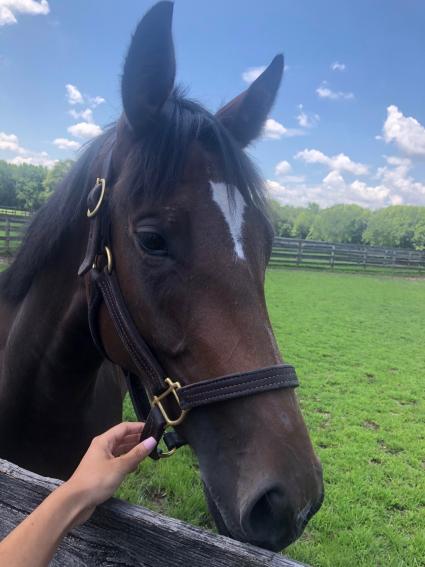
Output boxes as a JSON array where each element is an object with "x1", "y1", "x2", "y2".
[
  {"x1": 269, "y1": 201, "x2": 425, "y2": 251},
  {"x1": 0, "y1": 159, "x2": 73, "y2": 212},
  {"x1": 0, "y1": 159, "x2": 424, "y2": 250}
]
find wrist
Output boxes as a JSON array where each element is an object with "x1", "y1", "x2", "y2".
[{"x1": 55, "y1": 481, "x2": 96, "y2": 528}]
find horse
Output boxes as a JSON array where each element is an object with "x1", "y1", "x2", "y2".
[{"x1": 0, "y1": 1, "x2": 323, "y2": 551}]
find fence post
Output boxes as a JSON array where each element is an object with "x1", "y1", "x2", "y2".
[
  {"x1": 296, "y1": 240, "x2": 302, "y2": 267},
  {"x1": 363, "y1": 248, "x2": 367, "y2": 270},
  {"x1": 330, "y1": 244, "x2": 335, "y2": 269},
  {"x1": 5, "y1": 216, "x2": 10, "y2": 257}
]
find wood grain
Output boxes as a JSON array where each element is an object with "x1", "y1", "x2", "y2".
[{"x1": 0, "y1": 458, "x2": 308, "y2": 567}]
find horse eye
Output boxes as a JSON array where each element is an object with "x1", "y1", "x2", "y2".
[{"x1": 137, "y1": 231, "x2": 168, "y2": 256}]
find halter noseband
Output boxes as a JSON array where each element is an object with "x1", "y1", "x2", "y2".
[{"x1": 78, "y1": 166, "x2": 299, "y2": 459}]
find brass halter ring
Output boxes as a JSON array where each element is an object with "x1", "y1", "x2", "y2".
[
  {"x1": 87, "y1": 178, "x2": 106, "y2": 218},
  {"x1": 92, "y1": 245, "x2": 113, "y2": 274},
  {"x1": 158, "y1": 445, "x2": 177, "y2": 459}
]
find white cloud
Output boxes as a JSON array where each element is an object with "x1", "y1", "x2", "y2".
[
  {"x1": 375, "y1": 158, "x2": 425, "y2": 200},
  {"x1": 8, "y1": 154, "x2": 57, "y2": 167},
  {"x1": 263, "y1": 119, "x2": 285, "y2": 139},
  {"x1": 262, "y1": 118, "x2": 304, "y2": 140},
  {"x1": 68, "y1": 122, "x2": 102, "y2": 139},
  {"x1": 316, "y1": 81, "x2": 354, "y2": 100},
  {"x1": 275, "y1": 160, "x2": 292, "y2": 177},
  {"x1": 322, "y1": 169, "x2": 345, "y2": 188},
  {"x1": 0, "y1": 0, "x2": 49, "y2": 26},
  {"x1": 266, "y1": 155, "x2": 425, "y2": 208},
  {"x1": 65, "y1": 84, "x2": 105, "y2": 109},
  {"x1": 0, "y1": 131, "x2": 58, "y2": 166},
  {"x1": 0, "y1": 131, "x2": 25, "y2": 153},
  {"x1": 331, "y1": 62, "x2": 346, "y2": 72},
  {"x1": 66, "y1": 84, "x2": 84, "y2": 105},
  {"x1": 69, "y1": 108, "x2": 93, "y2": 122},
  {"x1": 296, "y1": 104, "x2": 320, "y2": 128},
  {"x1": 53, "y1": 137, "x2": 81, "y2": 150},
  {"x1": 382, "y1": 105, "x2": 425, "y2": 157},
  {"x1": 384, "y1": 155, "x2": 411, "y2": 167},
  {"x1": 88, "y1": 95, "x2": 105, "y2": 108},
  {"x1": 282, "y1": 175, "x2": 305, "y2": 184},
  {"x1": 295, "y1": 148, "x2": 368, "y2": 175},
  {"x1": 242, "y1": 66, "x2": 266, "y2": 84}
]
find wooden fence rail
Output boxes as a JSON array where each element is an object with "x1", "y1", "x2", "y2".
[
  {"x1": 271, "y1": 237, "x2": 425, "y2": 273},
  {"x1": 1, "y1": 213, "x2": 424, "y2": 273},
  {"x1": 0, "y1": 459, "x2": 307, "y2": 567},
  {"x1": 0, "y1": 214, "x2": 28, "y2": 257}
]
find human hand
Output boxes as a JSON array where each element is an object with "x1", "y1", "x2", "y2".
[{"x1": 63, "y1": 422, "x2": 156, "y2": 526}]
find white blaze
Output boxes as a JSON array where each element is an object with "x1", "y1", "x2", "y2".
[{"x1": 210, "y1": 181, "x2": 246, "y2": 260}]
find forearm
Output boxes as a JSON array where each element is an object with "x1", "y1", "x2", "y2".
[{"x1": 0, "y1": 482, "x2": 89, "y2": 567}]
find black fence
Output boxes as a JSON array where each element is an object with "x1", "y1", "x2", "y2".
[
  {"x1": 1, "y1": 213, "x2": 424, "y2": 273},
  {"x1": 271, "y1": 237, "x2": 425, "y2": 273},
  {"x1": 0, "y1": 214, "x2": 28, "y2": 257}
]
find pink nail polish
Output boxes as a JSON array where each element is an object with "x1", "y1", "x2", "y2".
[{"x1": 142, "y1": 436, "x2": 157, "y2": 452}]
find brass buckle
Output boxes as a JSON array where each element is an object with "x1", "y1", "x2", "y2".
[
  {"x1": 152, "y1": 378, "x2": 187, "y2": 428},
  {"x1": 87, "y1": 178, "x2": 106, "y2": 218}
]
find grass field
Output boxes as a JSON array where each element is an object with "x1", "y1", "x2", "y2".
[{"x1": 117, "y1": 269, "x2": 425, "y2": 567}]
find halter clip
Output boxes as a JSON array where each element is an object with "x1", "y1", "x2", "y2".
[{"x1": 152, "y1": 378, "x2": 188, "y2": 428}]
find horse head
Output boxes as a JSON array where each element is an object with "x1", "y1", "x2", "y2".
[{"x1": 88, "y1": 1, "x2": 323, "y2": 551}]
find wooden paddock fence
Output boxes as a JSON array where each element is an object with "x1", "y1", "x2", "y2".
[
  {"x1": 0, "y1": 212, "x2": 424, "y2": 274},
  {"x1": 270, "y1": 237, "x2": 425, "y2": 273},
  {"x1": 0, "y1": 213, "x2": 28, "y2": 257},
  {"x1": 0, "y1": 459, "x2": 307, "y2": 567}
]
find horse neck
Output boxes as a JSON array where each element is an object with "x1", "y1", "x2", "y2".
[{"x1": 1, "y1": 215, "x2": 102, "y2": 403}]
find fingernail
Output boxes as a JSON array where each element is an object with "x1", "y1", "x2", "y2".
[{"x1": 142, "y1": 436, "x2": 157, "y2": 452}]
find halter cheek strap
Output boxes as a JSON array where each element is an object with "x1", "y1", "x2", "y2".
[{"x1": 79, "y1": 172, "x2": 299, "y2": 460}]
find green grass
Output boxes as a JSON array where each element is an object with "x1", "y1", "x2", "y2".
[{"x1": 118, "y1": 269, "x2": 425, "y2": 566}]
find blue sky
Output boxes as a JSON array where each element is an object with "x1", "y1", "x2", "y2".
[{"x1": 1, "y1": 0, "x2": 425, "y2": 208}]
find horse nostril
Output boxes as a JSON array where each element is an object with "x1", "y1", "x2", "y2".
[{"x1": 242, "y1": 486, "x2": 297, "y2": 550}]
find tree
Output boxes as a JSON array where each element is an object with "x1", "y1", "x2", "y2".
[
  {"x1": 13, "y1": 164, "x2": 47, "y2": 211},
  {"x1": 363, "y1": 206, "x2": 425, "y2": 249},
  {"x1": 412, "y1": 219, "x2": 425, "y2": 251},
  {"x1": 42, "y1": 160, "x2": 73, "y2": 203},
  {"x1": 292, "y1": 203, "x2": 320, "y2": 239},
  {"x1": 308, "y1": 204, "x2": 370, "y2": 243},
  {"x1": 267, "y1": 200, "x2": 305, "y2": 237},
  {"x1": 0, "y1": 159, "x2": 74, "y2": 212},
  {"x1": 0, "y1": 161, "x2": 19, "y2": 208}
]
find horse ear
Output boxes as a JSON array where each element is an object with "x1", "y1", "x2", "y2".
[
  {"x1": 121, "y1": 1, "x2": 176, "y2": 133},
  {"x1": 216, "y1": 55, "x2": 284, "y2": 147}
]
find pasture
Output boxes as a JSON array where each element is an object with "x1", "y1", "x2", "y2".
[{"x1": 118, "y1": 269, "x2": 425, "y2": 567}]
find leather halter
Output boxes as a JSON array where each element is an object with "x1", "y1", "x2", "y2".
[{"x1": 78, "y1": 161, "x2": 299, "y2": 459}]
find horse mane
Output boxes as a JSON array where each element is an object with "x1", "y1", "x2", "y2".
[{"x1": 0, "y1": 90, "x2": 267, "y2": 304}]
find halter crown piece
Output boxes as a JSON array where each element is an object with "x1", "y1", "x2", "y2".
[{"x1": 78, "y1": 156, "x2": 299, "y2": 459}]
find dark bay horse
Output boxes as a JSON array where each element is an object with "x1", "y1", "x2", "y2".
[{"x1": 0, "y1": 2, "x2": 323, "y2": 551}]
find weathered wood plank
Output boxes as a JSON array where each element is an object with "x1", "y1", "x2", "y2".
[{"x1": 0, "y1": 459, "x2": 308, "y2": 567}]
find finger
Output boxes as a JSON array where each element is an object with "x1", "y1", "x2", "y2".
[
  {"x1": 120, "y1": 433, "x2": 142, "y2": 445},
  {"x1": 114, "y1": 437, "x2": 140, "y2": 452},
  {"x1": 99, "y1": 422, "x2": 145, "y2": 449},
  {"x1": 114, "y1": 434, "x2": 143, "y2": 452},
  {"x1": 117, "y1": 437, "x2": 157, "y2": 472},
  {"x1": 114, "y1": 441, "x2": 140, "y2": 457}
]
